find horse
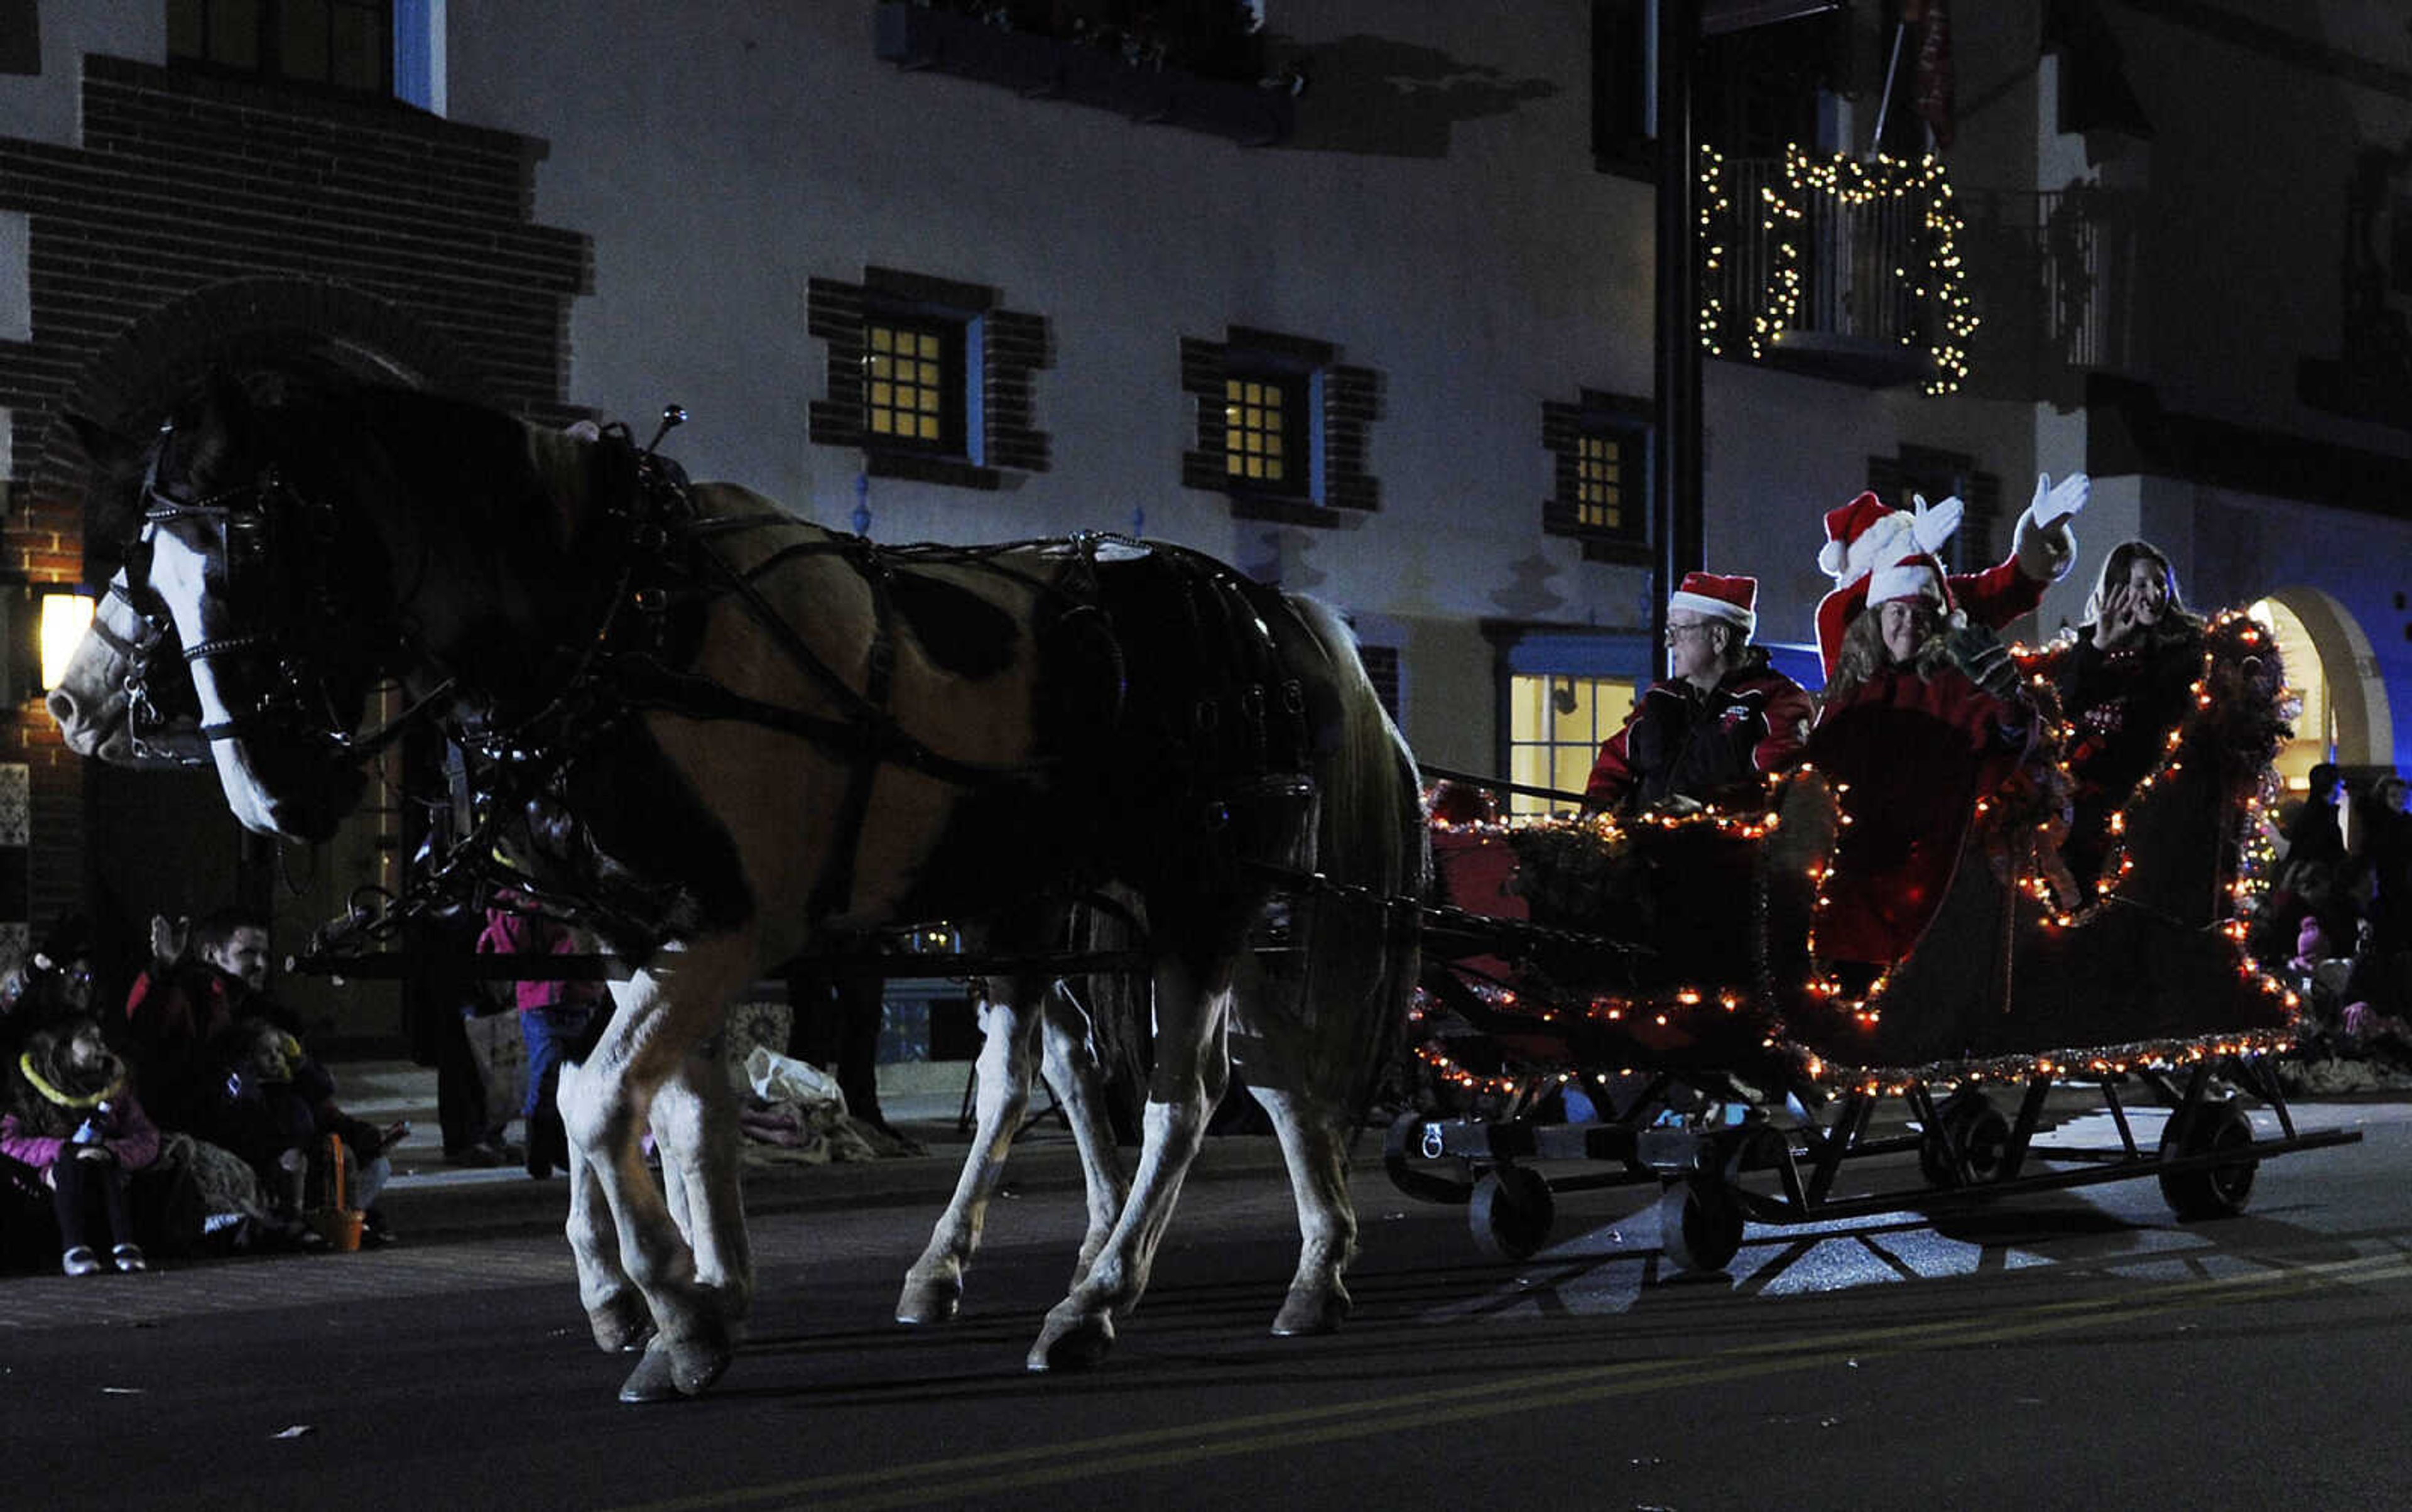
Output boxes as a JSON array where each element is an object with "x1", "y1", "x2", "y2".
[{"x1": 58, "y1": 375, "x2": 1425, "y2": 1401}]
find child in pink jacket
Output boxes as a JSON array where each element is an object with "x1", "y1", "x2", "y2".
[{"x1": 3, "y1": 1016, "x2": 162, "y2": 1275}]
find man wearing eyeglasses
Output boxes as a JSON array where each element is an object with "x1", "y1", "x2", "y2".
[{"x1": 1583, "y1": 572, "x2": 1812, "y2": 814}]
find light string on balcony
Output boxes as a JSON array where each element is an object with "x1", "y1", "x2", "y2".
[
  {"x1": 1703, "y1": 144, "x2": 1979, "y2": 396},
  {"x1": 1698, "y1": 143, "x2": 1733, "y2": 358}
]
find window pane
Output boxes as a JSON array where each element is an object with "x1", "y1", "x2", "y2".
[
  {"x1": 1504, "y1": 672, "x2": 1635, "y2": 817},
  {"x1": 1222, "y1": 369, "x2": 1301, "y2": 494},
  {"x1": 864, "y1": 318, "x2": 956, "y2": 453}
]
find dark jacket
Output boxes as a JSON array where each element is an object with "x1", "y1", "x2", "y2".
[
  {"x1": 1584, "y1": 652, "x2": 1813, "y2": 812},
  {"x1": 1803, "y1": 658, "x2": 2038, "y2": 968},
  {"x1": 2053, "y1": 624, "x2": 2202, "y2": 804}
]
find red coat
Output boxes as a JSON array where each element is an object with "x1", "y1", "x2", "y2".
[{"x1": 1805, "y1": 661, "x2": 2036, "y2": 967}]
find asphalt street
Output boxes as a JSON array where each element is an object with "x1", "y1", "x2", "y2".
[{"x1": 6, "y1": 1090, "x2": 2411, "y2": 1511}]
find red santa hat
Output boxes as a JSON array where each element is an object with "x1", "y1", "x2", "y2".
[
  {"x1": 1667, "y1": 570, "x2": 1757, "y2": 639},
  {"x1": 1812, "y1": 492, "x2": 1961, "y2": 678}
]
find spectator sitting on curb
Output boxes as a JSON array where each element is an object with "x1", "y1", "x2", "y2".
[
  {"x1": 124, "y1": 909, "x2": 401, "y2": 1246},
  {"x1": 0, "y1": 915, "x2": 101, "y2": 1058},
  {"x1": 2, "y1": 1016, "x2": 161, "y2": 1275}
]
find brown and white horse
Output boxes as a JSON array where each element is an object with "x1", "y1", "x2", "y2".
[{"x1": 55, "y1": 377, "x2": 1423, "y2": 1401}]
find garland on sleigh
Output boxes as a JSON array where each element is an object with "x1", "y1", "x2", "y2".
[
  {"x1": 1801, "y1": 607, "x2": 2301, "y2": 1089},
  {"x1": 2011, "y1": 608, "x2": 2291, "y2": 928},
  {"x1": 1415, "y1": 607, "x2": 2303, "y2": 1104}
]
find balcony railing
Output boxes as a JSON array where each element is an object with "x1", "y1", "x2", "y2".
[
  {"x1": 1955, "y1": 185, "x2": 2139, "y2": 389},
  {"x1": 1701, "y1": 148, "x2": 2136, "y2": 398},
  {"x1": 1701, "y1": 150, "x2": 1966, "y2": 390}
]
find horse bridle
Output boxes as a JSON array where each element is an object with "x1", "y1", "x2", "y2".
[
  {"x1": 84, "y1": 566, "x2": 209, "y2": 766},
  {"x1": 134, "y1": 447, "x2": 385, "y2": 759}
]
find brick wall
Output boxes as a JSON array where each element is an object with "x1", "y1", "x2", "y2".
[{"x1": 0, "y1": 51, "x2": 590, "y2": 940}]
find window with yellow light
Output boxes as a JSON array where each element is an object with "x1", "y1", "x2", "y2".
[{"x1": 1506, "y1": 673, "x2": 1637, "y2": 817}]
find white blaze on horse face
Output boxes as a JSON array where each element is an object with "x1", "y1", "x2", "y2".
[
  {"x1": 144, "y1": 523, "x2": 283, "y2": 835},
  {"x1": 47, "y1": 572, "x2": 140, "y2": 760}
]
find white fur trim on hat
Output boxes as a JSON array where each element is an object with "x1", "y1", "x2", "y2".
[
  {"x1": 1866, "y1": 553, "x2": 1946, "y2": 609},
  {"x1": 1828, "y1": 510, "x2": 1917, "y2": 587},
  {"x1": 1668, "y1": 589, "x2": 1755, "y2": 638}
]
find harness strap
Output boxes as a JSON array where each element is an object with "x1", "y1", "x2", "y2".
[
  {"x1": 809, "y1": 550, "x2": 900, "y2": 921},
  {"x1": 184, "y1": 634, "x2": 277, "y2": 664},
  {"x1": 89, "y1": 617, "x2": 148, "y2": 660},
  {"x1": 607, "y1": 659, "x2": 1031, "y2": 790}
]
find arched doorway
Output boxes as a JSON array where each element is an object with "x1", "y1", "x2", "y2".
[{"x1": 2248, "y1": 587, "x2": 2396, "y2": 798}]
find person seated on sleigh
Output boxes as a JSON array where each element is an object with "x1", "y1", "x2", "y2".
[
  {"x1": 2046, "y1": 540, "x2": 2208, "y2": 888},
  {"x1": 1805, "y1": 539, "x2": 2046, "y2": 986},
  {"x1": 1810, "y1": 472, "x2": 2087, "y2": 688},
  {"x1": 1582, "y1": 572, "x2": 1813, "y2": 817}
]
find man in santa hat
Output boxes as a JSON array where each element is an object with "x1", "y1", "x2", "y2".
[
  {"x1": 1812, "y1": 472, "x2": 2089, "y2": 682},
  {"x1": 1584, "y1": 571, "x2": 1813, "y2": 813}
]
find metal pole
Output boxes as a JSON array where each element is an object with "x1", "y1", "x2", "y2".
[
  {"x1": 1654, "y1": 0, "x2": 1704, "y2": 656},
  {"x1": 1869, "y1": 21, "x2": 1910, "y2": 156}
]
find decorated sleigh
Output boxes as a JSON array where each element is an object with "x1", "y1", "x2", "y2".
[{"x1": 1393, "y1": 610, "x2": 2361, "y2": 1267}]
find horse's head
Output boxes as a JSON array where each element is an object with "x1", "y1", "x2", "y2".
[
  {"x1": 45, "y1": 567, "x2": 209, "y2": 769},
  {"x1": 126, "y1": 378, "x2": 391, "y2": 840}
]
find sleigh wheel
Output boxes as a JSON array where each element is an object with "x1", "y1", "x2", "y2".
[
  {"x1": 2157, "y1": 1099, "x2": 2258, "y2": 1220},
  {"x1": 1918, "y1": 1092, "x2": 2011, "y2": 1189},
  {"x1": 1656, "y1": 1177, "x2": 1744, "y2": 1275},
  {"x1": 1469, "y1": 1165, "x2": 1555, "y2": 1260}
]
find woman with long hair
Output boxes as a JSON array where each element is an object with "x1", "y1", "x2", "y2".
[
  {"x1": 2053, "y1": 540, "x2": 2208, "y2": 885},
  {"x1": 1806, "y1": 551, "x2": 2040, "y2": 979}
]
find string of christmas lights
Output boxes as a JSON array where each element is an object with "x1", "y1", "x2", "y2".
[
  {"x1": 1416, "y1": 605, "x2": 2299, "y2": 1094},
  {"x1": 1698, "y1": 144, "x2": 1979, "y2": 396}
]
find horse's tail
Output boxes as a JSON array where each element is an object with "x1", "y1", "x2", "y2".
[{"x1": 1283, "y1": 596, "x2": 1427, "y2": 1116}]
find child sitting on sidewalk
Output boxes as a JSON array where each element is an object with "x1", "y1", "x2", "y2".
[{"x1": 3, "y1": 1016, "x2": 161, "y2": 1275}]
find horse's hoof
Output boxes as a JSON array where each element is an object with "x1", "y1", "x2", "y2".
[
  {"x1": 590, "y1": 1292, "x2": 656, "y2": 1355},
  {"x1": 896, "y1": 1274, "x2": 962, "y2": 1325},
  {"x1": 665, "y1": 1322, "x2": 733, "y2": 1397},
  {"x1": 1270, "y1": 1284, "x2": 1350, "y2": 1337},
  {"x1": 617, "y1": 1346, "x2": 685, "y2": 1405},
  {"x1": 1026, "y1": 1310, "x2": 1115, "y2": 1373}
]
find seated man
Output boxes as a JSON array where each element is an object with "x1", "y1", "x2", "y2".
[
  {"x1": 124, "y1": 908, "x2": 401, "y2": 1242},
  {"x1": 1584, "y1": 572, "x2": 1812, "y2": 814}
]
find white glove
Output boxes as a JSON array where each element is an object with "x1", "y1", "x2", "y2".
[
  {"x1": 1909, "y1": 492, "x2": 1964, "y2": 555},
  {"x1": 2031, "y1": 471, "x2": 2089, "y2": 528}
]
